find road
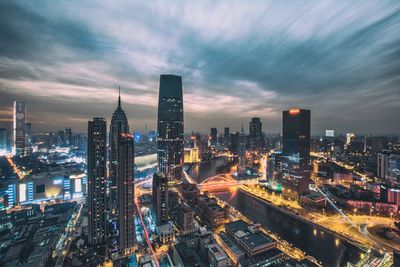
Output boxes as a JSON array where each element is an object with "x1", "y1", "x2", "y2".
[
  {"x1": 135, "y1": 177, "x2": 160, "y2": 267},
  {"x1": 54, "y1": 203, "x2": 83, "y2": 267}
]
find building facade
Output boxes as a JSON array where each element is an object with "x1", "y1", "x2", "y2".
[
  {"x1": 153, "y1": 172, "x2": 169, "y2": 225},
  {"x1": 118, "y1": 133, "x2": 136, "y2": 255},
  {"x1": 87, "y1": 118, "x2": 107, "y2": 246}
]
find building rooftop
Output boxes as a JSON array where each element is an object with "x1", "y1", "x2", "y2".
[
  {"x1": 174, "y1": 243, "x2": 207, "y2": 267},
  {"x1": 218, "y1": 232, "x2": 244, "y2": 256},
  {"x1": 208, "y1": 243, "x2": 228, "y2": 261},
  {"x1": 241, "y1": 232, "x2": 275, "y2": 249},
  {"x1": 225, "y1": 219, "x2": 248, "y2": 233},
  {"x1": 244, "y1": 248, "x2": 284, "y2": 266}
]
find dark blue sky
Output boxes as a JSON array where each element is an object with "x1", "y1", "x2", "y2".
[{"x1": 0, "y1": 1, "x2": 399, "y2": 134}]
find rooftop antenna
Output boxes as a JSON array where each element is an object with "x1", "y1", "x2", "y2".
[{"x1": 118, "y1": 86, "x2": 121, "y2": 107}]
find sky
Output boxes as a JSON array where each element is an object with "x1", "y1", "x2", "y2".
[{"x1": 0, "y1": 1, "x2": 399, "y2": 135}]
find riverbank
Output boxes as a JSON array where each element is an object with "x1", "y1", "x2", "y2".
[{"x1": 238, "y1": 186, "x2": 370, "y2": 251}]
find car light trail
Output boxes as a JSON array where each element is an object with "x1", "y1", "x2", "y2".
[
  {"x1": 134, "y1": 196, "x2": 159, "y2": 267},
  {"x1": 6, "y1": 155, "x2": 25, "y2": 179}
]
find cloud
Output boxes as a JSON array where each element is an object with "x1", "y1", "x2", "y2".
[{"x1": 0, "y1": 1, "x2": 399, "y2": 134}]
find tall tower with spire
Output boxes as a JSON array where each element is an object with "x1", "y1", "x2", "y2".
[{"x1": 109, "y1": 87, "x2": 129, "y2": 220}]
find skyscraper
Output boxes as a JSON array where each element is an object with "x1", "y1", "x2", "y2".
[
  {"x1": 87, "y1": 118, "x2": 107, "y2": 246},
  {"x1": 281, "y1": 108, "x2": 311, "y2": 200},
  {"x1": 229, "y1": 132, "x2": 240, "y2": 155},
  {"x1": 157, "y1": 74, "x2": 184, "y2": 183},
  {"x1": 211, "y1": 127, "x2": 218, "y2": 146},
  {"x1": 57, "y1": 130, "x2": 65, "y2": 147},
  {"x1": 65, "y1": 127, "x2": 72, "y2": 147},
  {"x1": 249, "y1": 117, "x2": 263, "y2": 155},
  {"x1": 224, "y1": 127, "x2": 230, "y2": 146},
  {"x1": 109, "y1": 88, "x2": 129, "y2": 215},
  {"x1": 238, "y1": 124, "x2": 246, "y2": 172},
  {"x1": 282, "y1": 108, "x2": 311, "y2": 168},
  {"x1": 118, "y1": 133, "x2": 136, "y2": 255},
  {"x1": 13, "y1": 101, "x2": 25, "y2": 156},
  {"x1": 152, "y1": 172, "x2": 169, "y2": 225}
]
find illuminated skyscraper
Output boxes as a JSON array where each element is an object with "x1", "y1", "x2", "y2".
[
  {"x1": 13, "y1": 101, "x2": 25, "y2": 156},
  {"x1": 87, "y1": 118, "x2": 107, "y2": 246},
  {"x1": 118, "y1": 133, "x2": 136, "y2": 255},
  {"x1": 109, "y1": 88, "x2": 129, "y2": 215},
  {"x1": 157, "y1": 74, "x2": 184, "y2": 183},
  {"x1": 282, "y1": 108, "x2": 311, "y2": 168},
  {"x1": 281, "y1": 108, "x2": 311, "y2": 200}
]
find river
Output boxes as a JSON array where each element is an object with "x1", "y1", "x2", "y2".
[{"x1": 189, "y1": 157, "x2": 365, "y2": 267}]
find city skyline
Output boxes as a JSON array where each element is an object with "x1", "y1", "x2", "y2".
[
  {"x1": 2, "y1": 2, "x2": 400, "y2": 267},
  {"x1": 1, "y1": 1, "x2": 400, "y2": 134}
]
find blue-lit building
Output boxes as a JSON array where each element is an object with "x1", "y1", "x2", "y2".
[{"x1": 0, "y1": 173, "x2": 87, "y2": 210}]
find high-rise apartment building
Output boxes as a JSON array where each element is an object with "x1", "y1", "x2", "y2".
[
  {"x1": 249, "y1": 117, "x2": 263, "y2": 155},
  {"x1": 211, "y1": 128, "x2": 218, "y2": 146},
  {"x1": 224, "y1": 127, "x2": 230, "y2": 146},
  {"x1": 378, "y1": 152, "x2": 400, "y2": 185},
  {"x1": 152, "y1": 172, "x2": 169, "y2": 225},
  {"x1": 65, "y1": 127, "x2": 72, "y2": 147},
  {"x1": 238, "y1": 124, "x2": 246, "y2": 172},
  {"x1": 13, "y1": 101, "x2": 26, "y2": 156},
  {"x1": 118, "y1": 133, "x2": 136, "y2": 255},
  {"x1": 157, "y1": 74, "x2": 184, "y2": 183},
  {"x1": 87, "y1": 118, "x2": 107, "y2": 246}
]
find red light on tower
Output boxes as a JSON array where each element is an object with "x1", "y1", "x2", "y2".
[
  {"x1": 289, "y1": 108, "x2": 300, "y2": 115},
  {"x1": 120, "y1": 133, "x2": 134, "y2": 138}
]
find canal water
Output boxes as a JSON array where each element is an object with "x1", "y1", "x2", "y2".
[{"x1": 190, "y1": 158, "x2": 365, "y2": 267}]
